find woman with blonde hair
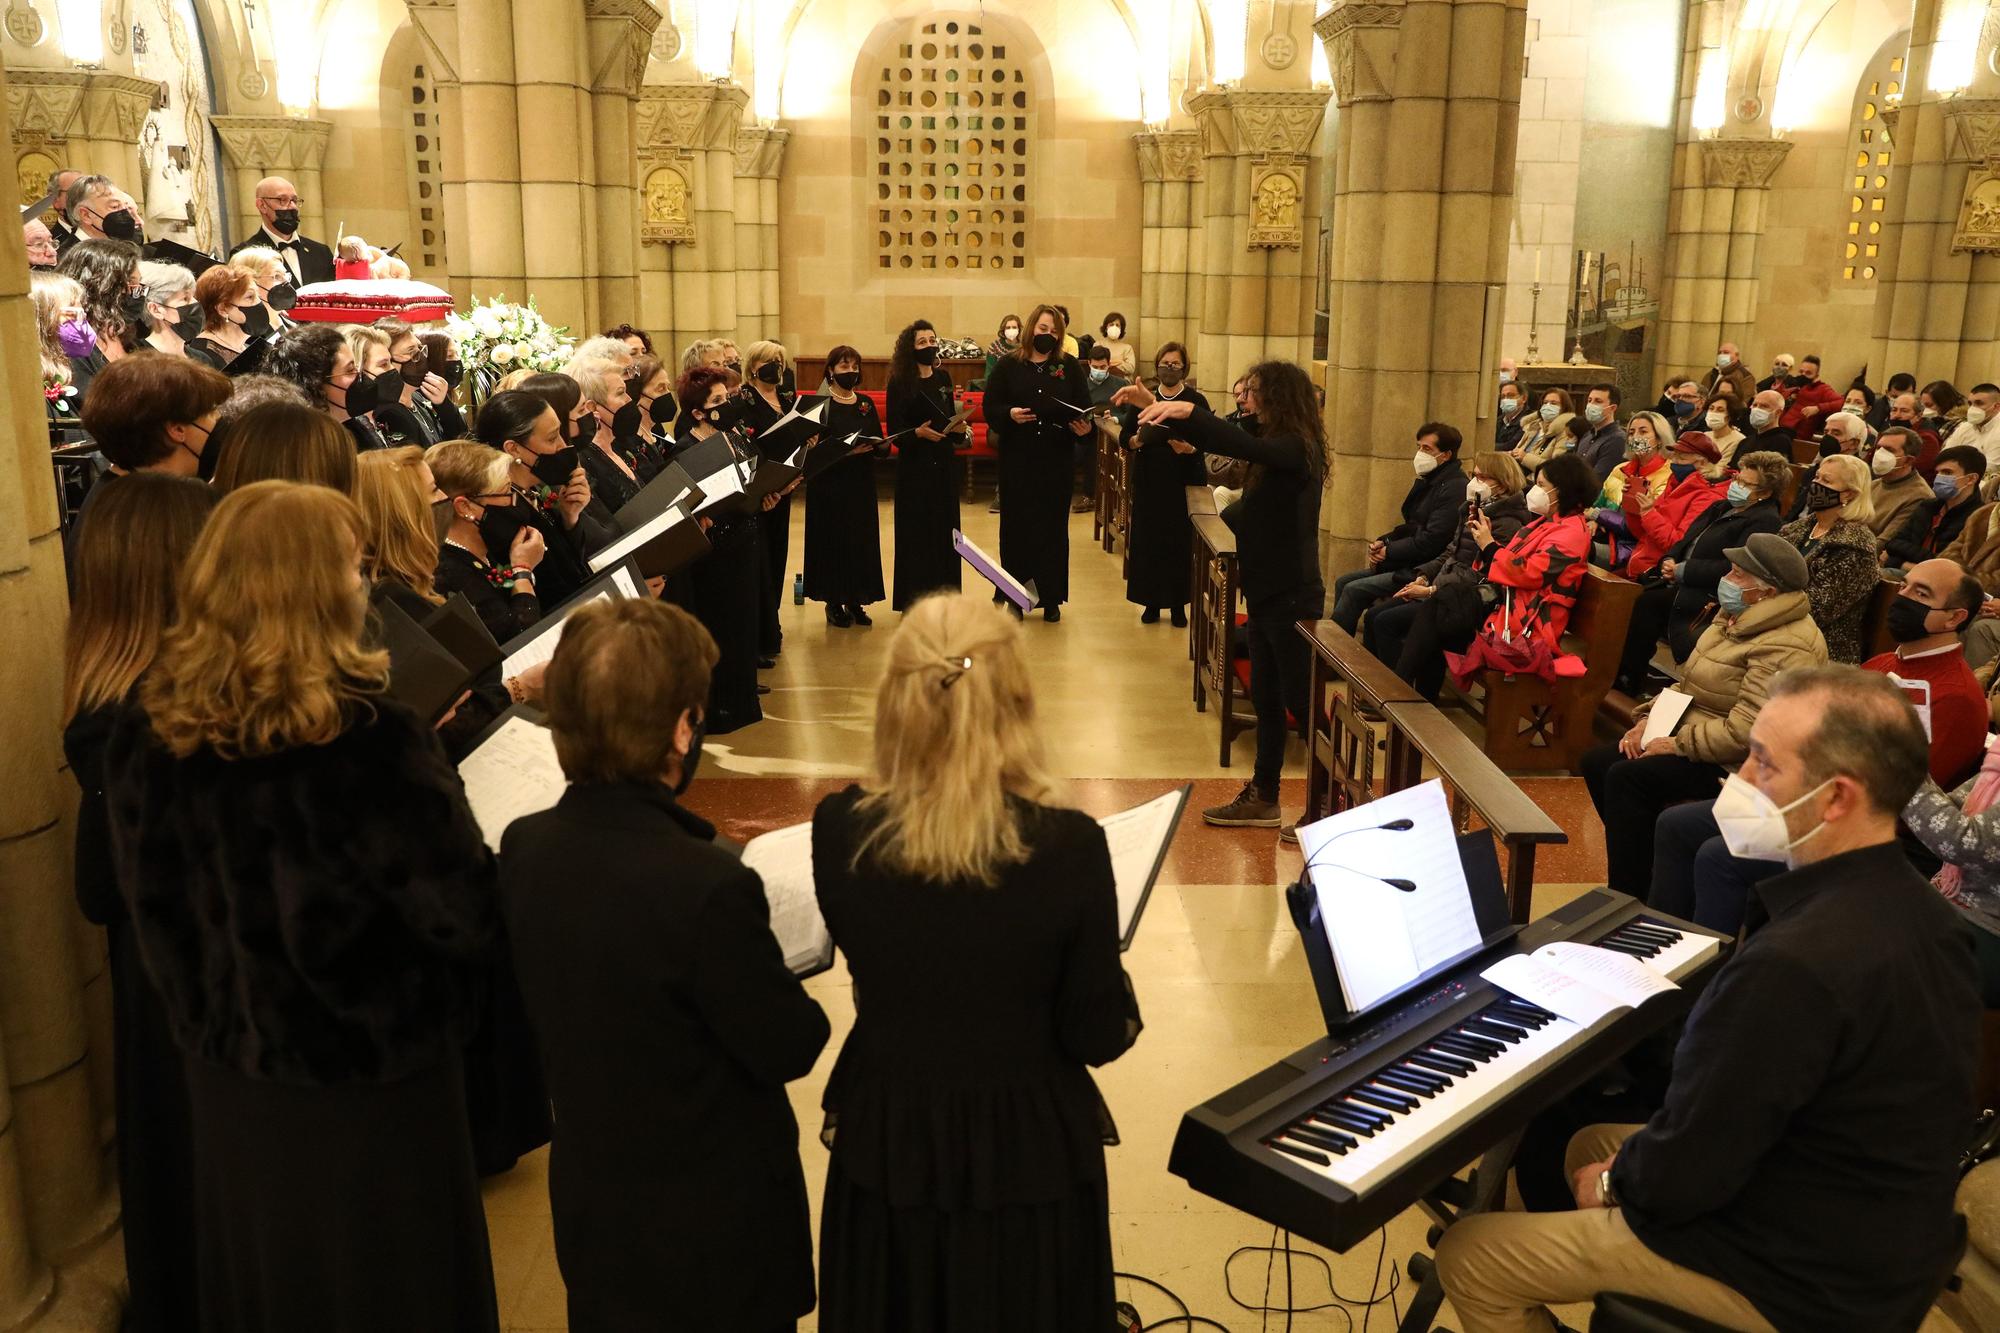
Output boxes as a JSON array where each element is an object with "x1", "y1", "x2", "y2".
[
  {"x1": 30, "y1": 271, "x2": 86, "y2": 423},
  {"x1": 811, "y1": 591, "x2": 1141, "y2": 1332},
  {"x1": 1778, "y1": 449, "x2": 1880, "y2": 662},
  {"x1": 356, "y1": 445, "x2": 447, "y2": 610},
  {"x1": 228, "y1": 244, "x2": 295, "y2": 327},
  {"x1": 62, "y1": 472, "x2": 214, "y2": 1332},
  {"x1": 102, "y1": 480, "x2": 502, "y2": 1330}
]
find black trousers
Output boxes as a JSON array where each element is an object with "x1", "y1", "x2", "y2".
[
  {"x1": 1246, "y1": 597, "x2": 1314, "y2": 796},
  {"x1": 1616, "y1": 580, "x2": 1675, "y2": 685},
  {"x1": 1364, "y1": 589, "x2": 1486, "y2": 702},
  {"x1": 1579, "y1": 745, "x2": 1724, "y2": 900}
]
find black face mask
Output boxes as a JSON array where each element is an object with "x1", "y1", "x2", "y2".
[
  {"x1": 240, "y1": 303, "x2": 273, "y2": 340},
  {"x1": 179, "y1": 420, "x2": 222, "y2": 481},
  {"x1": 915, "y1": 345, "x2": 939, "y2": 366},
  {"x1": 531, "y1": 443, "x2": 579, "y2": 488},
  {"x1": 441, "y1": 362, "x2": 464, "y2": 391},
  {"x1": 671, "y1": 711, "x2": 706, "y2": 796},
  {"x1": 431, "y1": 497, "x2": 455, "y2": 544},
  {"x1": 755, "y1": 362, "x2": 782, "y2": 385},
  {"x1": 163, "y1": 302, "x2": 205, "y2": 341},
  {"x1": 701, "y1": 401, "x2": 739, "y2": 433},
  {"x1": 724, "y1": 360, "x2": 741, "y2": 373},
  {"x1": 477, "y1": 500, "x2": 529, "y2": 559},
  {"x1": 567, "y1": 412, "x2": 594, "y2": 444},
  {"x1": 1804, "y1": 480, "x2": 1842, "y2": 511},
  {"x1": 119, "y1": 290, "x2": 149, "y2": 328},
  {"x1": 1157, "y1": 365, "x2": 1185, "y2": 387},
  {"x1": 101, "y1": 209, "x2": 142, "y2": 243},
  {"x1": 267, "y1": 282, "x2": 298, "y2": 313},
  {"x1": 833, "y1": 370, "x2": 863, "y2": 391},
  {"x1": 271, "y1": 208, "x2": 301, "y2": 235},
  {"x1": 1031, "y1": 332, "x2": 1059, "y2": 355},
  {"x1": 345, "y1": 371, "x2": 381, "y2": 417},
  {"x1": 398, "y1": 357, "x2": 430, "y2": 389},
  {"x1": 612, "y1": 402, "x2": 642, "y2": 436},
  {"x1": 1886, "y1": 594, "x2": 1942, "y2": 643}
]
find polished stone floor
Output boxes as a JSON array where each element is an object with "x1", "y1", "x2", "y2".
[{"x1": 482, "y1": 490, "x2": 1607, "y2": 1331}]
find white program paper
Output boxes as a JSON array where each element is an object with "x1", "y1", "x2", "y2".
[
  {"x1": 1096, "y1": 786, "x2": 1188, "y2": 946},
  {"x1": 1482, "y1": 942, "x2": 1677, "y2": 1028},
  {"x1": 588, "y1": 495, "x2": 696, "y2": 572},
  {"x1": 1639, "y1": 687, "x2": 1694, "y2": 746},
  {"x1": 739, "y1": 822, "x2": 833, "y2": 976},
  {"x1": 1295, "y1": 779, "x2": 1483, "y2": 1014},
  {"x1": 457, "y1": 715, "x2": 568, "y2": 852}
]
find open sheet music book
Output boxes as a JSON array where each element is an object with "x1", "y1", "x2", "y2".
[
  {"x1": 1295, "y1": 780, "x2": 1485, "y2": 1015},
  {"x1": 755, "y1": 397, "x2": 827, "y2": 462},
  {"x1": 456, "y1": 707, "x2": 566, "y2": 852},
  {"x1": 500, "y1": 561, "x2": 643, "y2": 679},
  {"x1": 1481, "y1": 943, "x2": 1679, "y2": 1028},
  {"x1": 1098, "y1": 784, "x2": 1192, "y2": 950},
  {"x1": 585, "y1": 494, "x2": 709, "y2": 578}
]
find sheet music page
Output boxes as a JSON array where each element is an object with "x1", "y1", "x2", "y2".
[
  {"x1": 588, "y1": 500, "x2": 694, "y2": 572},
  {"x1": 1295, "y1": 779, "x2": 1482, "y2": 1013},
  {"x1": 1480, "y1": 953, "x2": 1622, "y2": 1028},
  {"x1": 608, "y1": 565, "x2": 642, "y2": 599},
  {"x1": 1534, "y1": 942, "x2": 1678, "y2": 1006},
  {"x1": 1096, "y1": 788, "x2": 1185, "y2": 942},
  {"x1": 1640, "y1": 688, "x2": 1695, "y2": 746},
  {"x1": 457, "y1": 715, "x2": 568, "y2": 852},
  {"x1": 500, "y1": 592, "x2": 613, "y2": 679},
  {"x1": 739, "y1": 822, "x2": 832, "y2": 976}
]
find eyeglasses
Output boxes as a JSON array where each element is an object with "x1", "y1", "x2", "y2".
[
  {"x1": 391, "y1": 352, "x2": 425, "y2": 366},
  {"x1": 259, "y1": 195, "x2": 302, "y2": 207}
]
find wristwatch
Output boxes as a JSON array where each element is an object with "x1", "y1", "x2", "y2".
[{"x1": 1599, "y1": 1168, "x2": 1617, "y2": 1208}]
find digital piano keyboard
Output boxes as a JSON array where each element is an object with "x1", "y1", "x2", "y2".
[{"x1": 1167, "y1": 888, "x2": 1730, "y2": 1254}]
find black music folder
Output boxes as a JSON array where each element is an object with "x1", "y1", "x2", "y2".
[
  {"x1": 803, "y1": 431, "x2": 884, "y2": 481},
  {"x1": 1033, "y1": 387, "x2": 1111, "y2": 426},
  {"x1": 377, "y1": 599, "x2": 479, "y2": 723},
  {"x1": 1101, "y1": 784, "x2": 1191, "y2": 950},
  {"x1": 500, "y1": 559, "x2": 645, "y2": 677},
  {"x1": 587, "y1": 497, "x2": 709, "y2": 579},
  {"x1": 422, "y1": 594, "x2": 504, "y2": 678},
  {"x1": 668, "y1": 433, "x2": 755, "y2": 517},
  {"x1": 617, "y1": 463, "x2": 707, "y2": 530},
  {"x1": 754, "y1": 398, "x2": 827, "y2": 462}
]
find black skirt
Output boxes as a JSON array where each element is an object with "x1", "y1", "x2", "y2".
[
  {"x1": 690, "y1": 518, "x2": 764, "y2": 732},
  {"x1": 1125, "y1": 441, "x2": 1204, "y2": 609},
  {"x1": 805, "y1": 463, "x2": 885, "y2": 608},
  {"x1": 185, "y1": 1053, "x2": 498, "y2": 1333},
  {"x1": 460, "y1": 950, "x2": 551, "y2": 1177},
  {"x1": 996, "y1": 429, "x2": 1072, "y2": 607},
  {"x1": 892, "y1": 438, "x2": 961, "y2": 609}
]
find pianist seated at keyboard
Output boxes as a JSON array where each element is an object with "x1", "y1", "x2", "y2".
[{"x1": 1437, "y1": 667, "x2": 1980, "y2": 1333}]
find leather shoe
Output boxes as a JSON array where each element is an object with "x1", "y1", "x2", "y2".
[
  {"x1": 756, "y1": 656, "x2": 777, "y2": 670},
  {"x1": 1043, "y1": 606, "x2": 1061, "y2": 623},
  {"x1": 826, "y1": 606, "x2": 852, "y2": 628},
  {"x1": 850, "y1": 605, "x2": 873, "y2": 626}
]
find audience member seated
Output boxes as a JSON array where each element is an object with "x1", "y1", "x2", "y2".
[
  {"x1": 1511, "y1": 387, "x2": 1573, "y2": 474},
  {"x1": 1777, "y1": 353, "x2": 1843, "y2": 439},
  {"x1": 1867, "y1": 425, "x2": 1934, "y2": 546},
  {"x1": 102, "y1": 481, "x2": 505, "y2": 1330},
  {"x1": 1843, "y1": 383, "x2": 1876, "y2": 423},
  {"x1": 1662, "y1": 378, "x2": 1704, "y2": 431},
  {"x1": 1440, "y1": 669, "x2": 1978, "y2": 1333},
  {"x1": 1590, "y1": 410, "x2": 1671, "y2": 564},
  {"x1": 1869, "y1": 372, "x2": 1917, "y2": 432},
  {"x1": 1362, "y1": 450, "x2": 1533, "y2": 700},
  {"x1": 1700, "y1": 341, "x2": 1756, "y2": 411},
  {"x1": 1652, "y1": 558, "x2": 1986, "y2": 937},
  {"x1": 1884, "y1": 444, "x2": 1988, "y2": 571},
  {"x1": 1907, "y1": 742, "x2": 2000, "y2": 1007},
  {"x1": 1887, "y1": 388, "x2": 1943, "y2": 477},
  {"x1": 1741, "y1": 387, "x2": 1794, "y2": 460},
  {"x1": 1778, "y1": 452, "x2": 1878, "y2": 663},
  {"x1": 1616, "y1": 430, "x2": 1730, "y2": 584},
  {"x1": 427, "y1": 438, "x2": 545, "y2": 643},
  {"x1": 1701, "y1": 397, "x2": 1746, "y2": 466},
  {"x1": 1330, "y1": 422, "x2": 1468, "y2": 632},
  {"x1": 1575, "y1": 383, "x2": 1628, "y2": 482},
  {"x1": 1946, "y1": 382, "x2": 2000, "y2": 471},
  {"x1": 1923, "y1": 378, "x2": 1967, "y2": 443},
  {"x1": 1494, "y1": 379, "x2": 1528, "y2": 449},
  {"x1": 1583, "y1": 532, "x2": 1827, "y2": 901},
  {"x1": 210, "y1": 400, "x2": 358, "y2": 495}
]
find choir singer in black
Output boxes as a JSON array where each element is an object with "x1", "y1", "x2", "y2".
[
  {"x1": 886, "y1": 318, "x2": 964, "y2": 609},
  {"x1": 1124, "y1": 341, "x2": 1208, "y2": 626},
  {"x1": 805, "y1": 344, "x2": 886, "y2": 626},
  {"x1": 503, "y1": 597, "x2": 830, "y2": 1333},
  {"x1": 980, "y1": 304, "x2": 1092, "y2": 621}
]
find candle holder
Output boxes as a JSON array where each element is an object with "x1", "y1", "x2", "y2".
[{"x1": 1525, "y1": 281, "x2": 1542, "y2": 362}]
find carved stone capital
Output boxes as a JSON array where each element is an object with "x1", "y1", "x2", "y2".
[
  {"x1": 1315, "y1": 0, "x2": 1403, "y2": 107},
  {"x1": 211, "y1": 115, "x2": 333, "y2": 172},
  {"x1": 77, "y1": 72, "x2": 164, "y2": 146},
  {"x1": 1186, "y1": 88, "x2": 1327, "y2": 159},
  {"x1": 1697, "y1": 136, "x2": 1792, "y2": 189},
  {"x1": 1942, "y1": 98, "x2": 2000, "y2": 165},
  {"x1": 1132, "y1": 128, "x2": 1202, "y2": 183},
  {"x1": 405, "y1": 0, "x2": 460, "y2": 85},
  {"x1": 4, "y1": 69, "x2": 88, "y2": 145},
  {"x1": 733, "y1": 125, "x2": 788, "y2": 178},
  {"x1": 638, "y1": 81, "x2": 746, "y2": 153},
  {"x1": 586, "y1": 0, "x2": 661, "y2": 95}
]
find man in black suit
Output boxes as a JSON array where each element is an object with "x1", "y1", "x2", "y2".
[
  {"x1": 500, "y1": 597, "x2": 829, "y2": 1333},
  {"x1": 229, "y1": 176, "x2": 334, "y2": 286}
]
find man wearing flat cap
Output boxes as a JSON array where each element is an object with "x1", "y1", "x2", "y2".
[{"x1": 1581, "y1": 530, "x2": 1831, "y2": 903}]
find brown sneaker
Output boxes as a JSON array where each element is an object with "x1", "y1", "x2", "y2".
[
  {"x1": 1202, "y1": 782, "x2": 1281, "y2": 828},
  {"x1": 1278, "y1": 823, "x2": 1299, "y2": 846}
]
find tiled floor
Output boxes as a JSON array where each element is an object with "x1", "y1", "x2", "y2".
[{"x1": 486, "y1": 495, "x2": 1608, "y2": 1331}]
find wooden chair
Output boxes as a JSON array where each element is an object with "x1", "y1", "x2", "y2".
[
  {"x1": 1186, "y1": 486, "x2": 1218, "y2": 669},
  {"x1": 1445, "y1": 568, "x2": 1642, "y2": 773},
  {"x1": 1782, "y1": 461, "x2": 1811, "y2": 514},
  {"x1": 1862, "y1": 571, "x2": 1906, "y2": 659},
  {"x1": 1790, "y1": 437, "x2": 1822, "y2": 466}
]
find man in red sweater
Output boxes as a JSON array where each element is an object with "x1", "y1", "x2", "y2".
[
  {"x1": 1860, "y1": 557, "x2": 1988, "y2": 787},
  {"x1": 1778, "y1": 353, "x2": 1846, "y2": 440}
]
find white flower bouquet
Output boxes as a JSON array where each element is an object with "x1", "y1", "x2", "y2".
[{"x1": 446, "y1": 295, "x2": 577, "y2": 403}]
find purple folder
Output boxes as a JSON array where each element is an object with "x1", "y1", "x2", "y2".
[{"x1": 953, "y1": 529, "x2": 1038, "y2": 610}]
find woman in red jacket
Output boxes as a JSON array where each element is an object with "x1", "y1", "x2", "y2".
[
  {"x1": 1445, "y1": 453, "x2": 1599, "y2": 687},
  {"x1": 1620, "y1": 431, "x2": 1732, "y2": 579}
]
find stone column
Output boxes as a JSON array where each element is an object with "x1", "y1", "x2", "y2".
[
  {"x1": 210, "y1": 117, "x2": 335, "y2": 247},
  {"x1": 0, "y1": 58, "x2": 123, "y2": 1333},
  {"x1": 731, "y1": 126, "x2": 788, "y2": 347},
  {"x1": 1133, "y1": 129, "x2": 1204, "y2": 376},
  {"x1": 1868, "y1": 0, "x2": 2000, "y2": 383},
  {"x1": 1316, "y1": 0, "x2": 1528, "y2": 566},
  {"x1": 636, "y1": 82, "x2": 748, "y2": 359},
  {"x1": 1186, "y1": 89, "x2": 1328, "y2": 381},
  {"x1": 5, "y1": 69, "x2": 160, "y2": 204},
  {"x1": 406, "y1": 0, "x2": 476, "y2": 306},
  {"x1": 411, "y1": 0, "x2": 528, "y2": 309},
  {"x1": 1655, "y1": 134, "x2": 1791, "y2": 375},
  {"x1": 584, "y1": 0, "x2": 658, "y2": 332},
  {"x1": 508, "y1": 0, "x2": 598, "y2": 333}
]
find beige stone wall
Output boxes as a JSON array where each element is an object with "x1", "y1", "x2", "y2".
[
  {"x1": 777, "y1": 0, "x2": 1145, "y2": 358},
  {"x1": 315, "y1": 0, "x2": 423, "y2": 276},
  {"x1": 1503, "y1": 0, "x2": 1590, "y2": 362}
]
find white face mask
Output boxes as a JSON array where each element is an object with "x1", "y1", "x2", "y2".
[
  {"x1": 1412, "y1": 449, "x2": 1438, "y2": 477},
  {"x1": 1467, "y1": 478, "x2": 1494, "y2": 503},
  {"x1": 1539, "y1": 403, "x2": 1559, "y2": 422},
  {"x1": 1526, "y1": 484, "x2": 1552, "y2": 515},
  {"x1": 1716, "y1": 352, "x2": 1734, "y2": 368},
  {"x1": 1712, "y1": 771, "x2": 1833, "y2": 867},
  {"x1": 1749, "y1": 406, "x2": 1774, "y2": 429},
  {"x1": 1971, "y1": 406, "x2": 1991, "y2": 426},
  {"x1": 1871, "y1": 447, "x2": 1897, "y2": 477},
  {"x1": 1706, "y1": 409, "x2": 1728, "y2": 431},
  {"x1": 1498, "y1": 369, "x2": 1514, "y2": 384},
  {"x1": 1105, "y1": 326, "x2": 1122, "y2": 340},
  {"x1": 1585, "y1": 402, "x2": 1608, "y2": 425}
]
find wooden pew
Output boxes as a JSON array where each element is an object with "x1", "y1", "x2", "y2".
[
  {"x1": 1296, "y1": 620, "x2": 1423, "y2": 824},
  {"x1": 1782, "y1": 461, "x2": 1810, "y2": 515},
  {"x1": 1190, "y1": 509, "x2": 1255, "y2": 765},
  {"x1": 1862, "y1": 570, "x2": 1905, "y2": 659},
  {"x1": 1093, "y1": 428, "x2": 1118, "y2": 546},
  {"x1": 1382, "y1": 701, "x2": 1569, "y2": 923},
  {"x1": 1443, "y1": 567, "x2": 1642, "y2": 773},
  {"x1": 1186, "y1": 486, "x2": 1217, "y2": 670}
]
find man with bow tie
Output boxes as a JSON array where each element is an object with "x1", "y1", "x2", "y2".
[{"x1": 228, "y1": 176, "x2": 334, "y2": 285}]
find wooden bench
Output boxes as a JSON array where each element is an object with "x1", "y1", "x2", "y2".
[
  {"x1": 1862, "y1": 570, "x2": 1905, "y2": 659},
  {"x1": 1190, "y1": 509, "x2": 1256, "y2": 765},
  {"x1": 1443, "y1": 567, "x2": 1642, "y2": 773},
  {"x1": 1382, "y1": 701, "x2": 1570, "y2": 923},
  {"x1": 1186, "y1": 486, "x2": 1218, "y2": 670},
  {"x1": 1297, "y1": 620, "x2": 1423, "y2": 824}
]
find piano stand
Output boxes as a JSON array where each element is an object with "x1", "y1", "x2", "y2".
[{"x1": 1394, "y1": 1128, "x2": 1524, "y2": 1333}]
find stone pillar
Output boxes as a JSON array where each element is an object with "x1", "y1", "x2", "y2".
[
  {"x1": 412, "y1": 0, "x2": 528, "y2": 309},
  {"x1": 210, "y1": 117, "x2": 335, "y2": 248},
  {"x1": 636, "y1": 82, "x2": 748, "y2": 359},
  {"x1": 584, "y1": 0, "x2": 658, "y2": 332},
  {"x1": 5, "y1": 69, "x2": 161, "y2": 206},
  {"x1": 0, "y1": 58, "x2": 123, "y2": 1333},
  {"x1": 1186, "y1": 89, "x2": 1328, "y2": 382},
  {"x1": 731, "y1": 126, "x2": 788, "y2": 347},
  {"x1": 1655, "y1": 135, "x2": 1791, "y2": 375},
  {"x1": 1868, "y1": 0, "x2": 2000, "y2": 383},
  {"x1": 1316, "y1": 0, "x2": 1528, "y2": 566},
  {"x1": 508, "y1": 0, "x2": 598, "y2": 333},
  {"x1": 1133, "y1": 129, "x2": 1204, "y2": 377}
]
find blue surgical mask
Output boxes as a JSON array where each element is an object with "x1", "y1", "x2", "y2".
[
  {"x1": 1500, "y1": 396, "x2": 1520, "y2": 416},
  {"x1": 1585, "y1": 402, "x2": 1607, "y2": 425},
  {"x1": 1089, "y1": 367, "x2": 1108, "y2": 384},
  {"x1": 1934, "y1": 474, "x2": 1960, "y2": 500},
  {"x1": 1716, "y1": 579, "x2": 1748, "y2": 616},
  {"x1": 1539, "y1": 403, "x2": 1559, "y2": 422},
  {"x1": 1673, "y1": 399, "x2": 1697, "y2": 416},
  {"x1": 1726, "y1": 480, "x2": 1752, "y2": 506},
  {"x1": 1670, "y1": 462, "x2": 1696, "y2": 481}
]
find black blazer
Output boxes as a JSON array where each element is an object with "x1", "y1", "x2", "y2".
[
  {"x1": 229, "y1": 229, "x2": 335, "y2": 286},
  {"x1": 501, "y1": 783, "x2": 828, "y2": 1330}
]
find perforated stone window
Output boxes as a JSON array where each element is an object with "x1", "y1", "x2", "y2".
[
  {"x1": 1841, "y1": 47, "x2": 1903, "y2": 283},
  {"x1": 406, "y1": 63, "x2": 446, "y2": 272},
  {"x1": 872, "y1": 15, "x2": 1032, "y2": 273}
]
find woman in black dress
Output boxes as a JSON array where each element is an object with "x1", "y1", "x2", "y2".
[
  {"x1": 428, "y1": 438, "x2": 546, "y2": 642},
  {"x1": 805, "y1": 343, "x2": 887, "y2": 626},
  {"x1": 103, "y1": 480, "x2": 501, "y2": 1332},
  {"x1": 619, "y1": 353, "x2": 676, "y2": 482},
  {"x1": 1123, "y1": 341, "x2": 1209, "y2": 626},
  {"x1": 184, "y1": 265, "x2": 264, "y2": 373},
  {"x1": 886, "y1": 318, "x2": 965, "y2": 609},
  {"x1": 737, "y1": 341, "x2": 802, "y2": 660},
  {"x1": 419, "y1": 331, "x2": 470, "y2": 440},
  {"x1": 471, "y1": 388, "x2": 605, "y2": 607},
  {"x1": 675, "y1": 366, "x2": 766, "y2": 733},
  {"x1": 566, "y1": 353, "x2": 646, "y2": 513},
  {"x1": 63, "y1": 472, "x2": 215, "y2": 1333},
  {"x1": 979, "y1": 303, "x2": 1092, "y2": 621},
  {"x1": 372, "y1": 320, "x2": 453, "y2": 448},
  {"x1": 812, "y1": 592, "x2": 1141, "y2": 1332}
]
